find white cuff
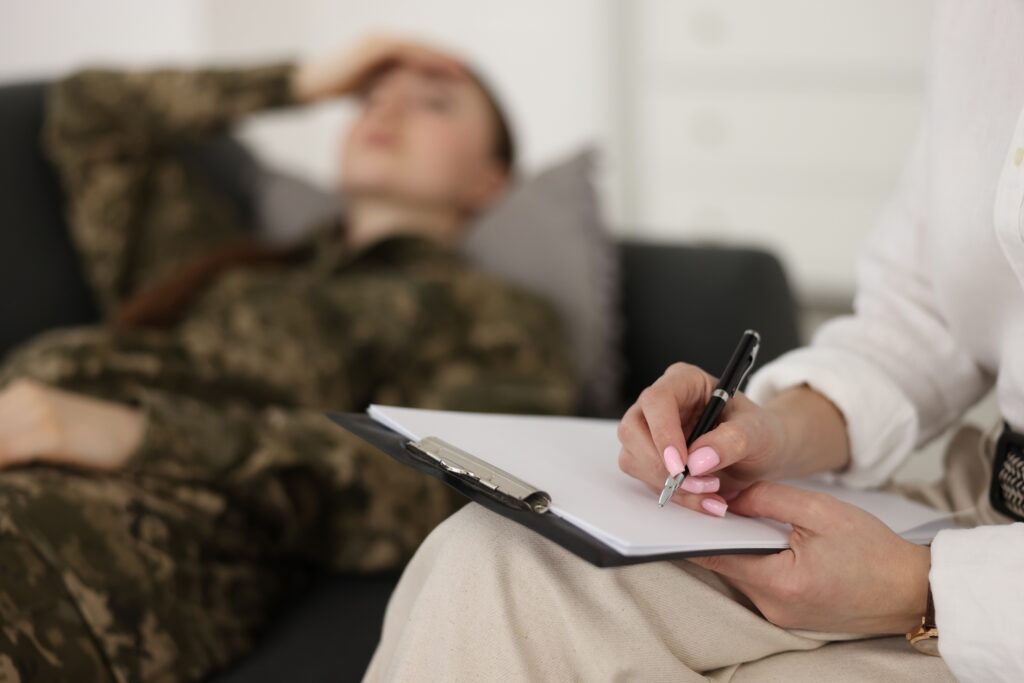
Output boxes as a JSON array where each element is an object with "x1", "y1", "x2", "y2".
[
  {"x1": 746, "y1": 347, "x2": 919, "y2": 488},
  {"x1": 930, "y1": 524, "x2": 1024, "y2": 682}
]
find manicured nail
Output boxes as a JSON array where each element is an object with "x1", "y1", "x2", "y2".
[
  {"x1": 688, "y1": 446, "x2": 720, "y2": 476},
  {"x1": 663, "y1": 446, "x2": 685, "y2": 476},
  {"x1": 701, "y1": 498, "x2": 728, "y2": 517},
  {"x1": 680, "y1": 476, "x2": 720, "y2": 494}
]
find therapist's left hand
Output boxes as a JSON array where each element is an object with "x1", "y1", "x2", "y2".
[{"x1": 690, "y1": 481, "x2": 931, "y2": 635}]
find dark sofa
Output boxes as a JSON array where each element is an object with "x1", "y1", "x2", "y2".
[{"x1": 0, "y1": 80, "x2": 801, "y2": 682}]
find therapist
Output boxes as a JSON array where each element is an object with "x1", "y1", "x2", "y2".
[{"x1": 363, "y1": 2, "x2": 1024, "y2": 681}]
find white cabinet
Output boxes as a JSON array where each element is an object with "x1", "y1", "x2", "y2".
[{"x1": 616, "y1": 0, "x2": 936, "y2": 299}]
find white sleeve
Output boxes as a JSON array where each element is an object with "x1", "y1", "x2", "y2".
[
  {"x1": 930, "y1": 524, "x2": 1024, "y2": 682},
  {"x1": 746, "y1": 118, "x2": 992, "y2": 488}
]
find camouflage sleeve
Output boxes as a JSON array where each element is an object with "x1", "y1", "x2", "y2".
[
  {"x1": 127, "y1": 390, "x2": 461, "y2": 573},
  {"x1": 44, "y1": 64, "x2": 295, "y2": 168},
  {"x1": 124, "y1": 333, "x2": 575, "y2": 572},
  {"x1": 123, "y1": 277, "x2": 577, "y2": 573},
  {"x1": 42, "y1": 64, "x2": 296, "y2": 313},
  {"x1": 386, "y1": 283, "x2": 578, "y2": 417}
]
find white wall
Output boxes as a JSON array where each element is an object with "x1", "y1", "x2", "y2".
[
  {"x1": 0, "y1": 0, "x2": 617, "y2": 215},
  {"x1": 196, "y1": 0, "x2": 616, "y2": 198},
  {"x1": 0, "y1": 1, "x2": 204, "y2": 76}
]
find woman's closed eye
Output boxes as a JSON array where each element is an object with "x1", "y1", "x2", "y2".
[
  {"x1": 361, "y1": 88, "x2": 453, "y2": 115},
  {"x1": 417, "y1": 89, "x2": 454, "y2": 113}
]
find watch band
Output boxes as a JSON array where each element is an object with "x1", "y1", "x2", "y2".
[
  {"x1": 906, "y1": 585, "x2": 940, "y2": 656},
  {"x1": 924, "y1": 585, "x2": 936, "y2": 630}
]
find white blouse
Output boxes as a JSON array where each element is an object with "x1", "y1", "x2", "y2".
[{"x1": 746, "y1": 1, "x2": 1024, "y2": 680}]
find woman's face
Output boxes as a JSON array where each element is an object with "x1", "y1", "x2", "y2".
[{"x1": 340, "y1": 66, "x2": 507, "y2": 214}]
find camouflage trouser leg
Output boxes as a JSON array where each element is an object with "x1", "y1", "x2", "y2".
[
  {"x1": 0, "y1": 532, "x2": 111, "y2": 682},
  {"x1": 0, "y1": 329, "x2": 271, "y2": 681},
  {"x1": 0, "y1": 325, "x2": 467, "y2": 680},
  {"x1": 0, "y1": 467, "x2": 292, "y2": 683}
]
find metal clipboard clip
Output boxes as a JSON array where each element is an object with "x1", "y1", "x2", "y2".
[{"x1": 407, "y1": 436, "x2": 551, "y2": 514}]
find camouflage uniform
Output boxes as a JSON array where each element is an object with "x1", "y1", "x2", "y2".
[{"x1": 0, "y1": 65, "x2": 576, "y2": 682}]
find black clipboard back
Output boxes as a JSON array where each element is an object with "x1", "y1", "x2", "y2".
[{"x1": 328, "y1": 412, "x2": 778, "y2": 568}]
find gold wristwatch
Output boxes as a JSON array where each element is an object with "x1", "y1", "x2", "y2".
[{"x1": 906, "y1": 585, "x2": 939, "y2": 656}]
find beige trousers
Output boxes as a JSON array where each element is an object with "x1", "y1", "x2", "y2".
[{"x1": 364, "y1": 426, "x2": 1011, "y2": 682}]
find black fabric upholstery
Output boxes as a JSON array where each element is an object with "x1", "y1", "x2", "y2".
[
  {"x1": 0, "y1": 81, "x2": 97, "y2": 356},
  {"x1": 209, "y1": 574, "x2": 399, "y2": 682},
  {"x1": 618, "y1": 242, "x2": 800, "y2": 405},
  {"x1": 0, "y1": 79, "x2": 803, "y2": 682}
]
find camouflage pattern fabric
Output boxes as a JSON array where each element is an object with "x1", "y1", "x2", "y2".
[{"x1": 0, "y1": 66, "x2": 576, "y2": 682}]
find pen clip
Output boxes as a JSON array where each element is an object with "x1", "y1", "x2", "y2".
[{"x1": 736, "y1": 330, "x2": 761, "y2": 391}]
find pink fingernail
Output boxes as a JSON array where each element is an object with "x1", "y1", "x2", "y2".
[
  {"x1": 680, "y1": 476, "x2": 720, "y2": 494},
  {"x1": 688, "y1": 446, "x2": 720, "y2": 476},
  {"x1": 663, "y1": 446, "x2": 685, "y2": 476},
  {"x1": 701, "y1": 498, "x2": 728, "y2": 517}
]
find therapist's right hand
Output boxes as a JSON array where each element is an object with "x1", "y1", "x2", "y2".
[{"x1": 616, "y1": 362, "x2": 789, "y2": 517}]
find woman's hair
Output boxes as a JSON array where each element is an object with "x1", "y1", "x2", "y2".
[{"x1": 467, "y1": 68, "x2": 516, "y2": 174}]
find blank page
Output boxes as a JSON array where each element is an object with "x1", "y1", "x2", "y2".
[{"x1": 369, "y1": 405, "x2": 955, "y2": 557}]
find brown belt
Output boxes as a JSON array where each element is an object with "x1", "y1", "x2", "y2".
[{"x1": 992, "y1": 422, "x2": 1024, "y2": 522}]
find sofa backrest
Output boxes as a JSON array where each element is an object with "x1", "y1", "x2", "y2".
[{"x1": 617, "y1": 242, "x2": 800, "y2": 404}]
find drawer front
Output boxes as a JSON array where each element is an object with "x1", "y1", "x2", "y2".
[{"x1": 637, "y1": 0, "x2": 935, "y2": 72}]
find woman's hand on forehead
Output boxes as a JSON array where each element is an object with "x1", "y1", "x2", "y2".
[{"x1": 293, "y1": 35, "x2": 468, "y2": 104}]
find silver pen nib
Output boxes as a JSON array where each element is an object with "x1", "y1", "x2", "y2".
[{"x1": 658, "y1": 471, "x2": 687, "y2": 507}]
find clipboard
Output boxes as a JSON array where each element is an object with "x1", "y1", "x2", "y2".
[{"x1": 328, "y1": 412, "x2": 777, "y2": 568}]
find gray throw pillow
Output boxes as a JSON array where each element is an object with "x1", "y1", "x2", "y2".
[
  {"x1": 253, "y1": 167, "x2": 345, "y2": 245},
  {"x1": 462, "y1": 149, "x2": 622, "y2": 417}
]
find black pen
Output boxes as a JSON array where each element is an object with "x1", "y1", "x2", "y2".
[{"x1": 658, "y1": 329, "x2": 761, "y2": 507}]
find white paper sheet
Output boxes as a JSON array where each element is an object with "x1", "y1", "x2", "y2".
[{"x1": 369, "y1": 405, "x2": 956, "y2": 556}]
